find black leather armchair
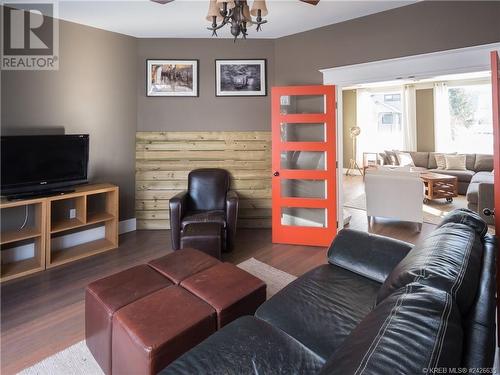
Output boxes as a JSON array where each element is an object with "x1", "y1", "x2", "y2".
[{"x1": 169, "y1": 169, "x2": 238, "y2": 251}]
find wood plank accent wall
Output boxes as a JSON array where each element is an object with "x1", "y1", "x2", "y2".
[{"x1": 136, "y1": 131, "x2": 272, "y2": 230}]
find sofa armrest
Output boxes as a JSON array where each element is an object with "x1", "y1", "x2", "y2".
[
  {"x1": 169, "y1": 191, "x2": 188, "y2": 250},
  {"x1": 225, "y1": 190, "x2": 239, "y2": 251},
  {"x1": 478, "y1": 182, "x2": 495, "y2": 225},
  {"x1": 327, "y1": 229, "x2": 413, "y2": 283}
]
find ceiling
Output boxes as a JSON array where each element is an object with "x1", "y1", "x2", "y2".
[{"x1": 8, "y1": 0, "x2": 416, "y2": 38}]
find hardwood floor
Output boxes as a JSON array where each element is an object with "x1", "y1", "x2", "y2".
[{"x1": 1, "y1": 175, "x2": 437, "y2": 374}]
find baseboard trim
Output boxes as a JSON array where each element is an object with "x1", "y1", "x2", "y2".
[
  {"x1": 3, "y1": 218, "x2": 137, "y2": 263},
  {"x1": 119, "y1": 218, "x2": 136, "y2": 234}
]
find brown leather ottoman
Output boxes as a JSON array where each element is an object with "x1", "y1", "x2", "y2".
[
  {"x1": 112, "y1": 286, "x2": 216, "y2": 375},
  {"x1": 181, "y1": 222, "x2": 222, "y2": 259},
  {"x1": 181, "y1": 262, "x2": 267, "y2": 328},
  {"x1": 85, "y1": 265, "x2": 172, "y2": 375},
  {"x1": 148, "y1": 248, "x2": 221, "y2": 284}
]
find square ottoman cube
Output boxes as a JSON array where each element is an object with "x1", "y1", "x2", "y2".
[
  {"x1": 180, "y1": 262, "x2": 266, "y2": 328},
  {"x1": 85, "y1": 265, "x2": 172, "y2": 374},
  {"x1": 148, "y1": 248, "x2": 221, "y2": 284},
  {"x1": 180, "y1": 223, "x2": 223, "y2": 259},
  {"x1": 112, "y1": 286, "x2": 217, "y2": 375}
]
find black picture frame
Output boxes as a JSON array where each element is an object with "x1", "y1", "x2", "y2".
[{"x1": 215, "y1": 59, "x2": 267, "y2": 97}]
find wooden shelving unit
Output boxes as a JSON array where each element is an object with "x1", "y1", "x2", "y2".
[
  {"x1": 46, "y1": 184, "x2": 119, "y2": 269},
  {"x1": 1, "y1": 183, "x2": 119, "y2": 282},
  {"x1": 0, "y1": 198, "x2": 46, "y2": 282}
]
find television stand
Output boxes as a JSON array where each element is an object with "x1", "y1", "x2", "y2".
[
  {"x1": 1, "y1": 183, "x2": 119, "y2": 282},
  {"x1": 6, "y1": 189, "x2": 75, "y2": 201}
]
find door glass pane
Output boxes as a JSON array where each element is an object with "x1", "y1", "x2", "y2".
[
  {"x1": 281, "y1": 123, "x2": 325, "y2": 142},
  {"x1": 281, "y1": 179, "x2": 326, "y2": 199},
  {"x1": 281, "y1": 207, "x2": 326, "y2": 227},
  {"x1": 280, "y1": 95, "x2": 325, "y2": 114},
  {"x1": 281, "y1": 151, "x2": 325, "y2": 170}
]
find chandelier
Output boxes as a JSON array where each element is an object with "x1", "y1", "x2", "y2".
[{"x1": 206, "y1": 0, "x2": 268, "y2": 40}]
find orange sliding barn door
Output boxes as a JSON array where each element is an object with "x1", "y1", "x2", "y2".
[
  {"x1": 491, "y1": 51, "x2": 500, "y2": 346},
  {"x1": 271, "y1": 85, "x2": 337, "y2": 247}
]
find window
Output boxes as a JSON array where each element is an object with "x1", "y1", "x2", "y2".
[
  {"x1": 448, "y1": 85, "x2": 493, "y2": 153},
  {"x1": 435, "y1": 82, "x2": 493, "y2": 154},
  {"x1": 356, "y1": 89, "x2": 404, "y2": 162}
]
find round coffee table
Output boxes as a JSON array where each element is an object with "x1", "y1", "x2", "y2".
[{"x1": 420, "y1": 172, "x2": 458, "y2": 204}]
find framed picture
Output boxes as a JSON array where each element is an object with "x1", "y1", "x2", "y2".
[
  {"x1": 146, "y1": 59, "x2": 199, "y2": 97},
  {"x1": 215, "y1": 59, "x2": 267, "y2": 97}
]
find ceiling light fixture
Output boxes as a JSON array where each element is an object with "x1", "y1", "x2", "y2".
[{"x1": 206, "y1": 0, "x2": 268, "y2": 41}]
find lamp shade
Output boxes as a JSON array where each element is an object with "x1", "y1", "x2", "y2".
[
  {"x1": 217, "y1": 0, "x2": 236, "y2": 10},
  {"x1": 242, "y1": 3, "x2": 253, "y2": 25},
  {"x1": 206, "y1": 0, "x2": 222, "y2": 21},
  {"x1": 250, "y1": 0, "x2": 268, "y2": 17}
]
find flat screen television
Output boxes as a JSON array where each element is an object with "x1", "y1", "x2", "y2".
[{"x1": 1, "y1": 135, "x2": 89, "y2": 197}]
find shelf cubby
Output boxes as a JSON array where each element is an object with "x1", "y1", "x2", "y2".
[
  {"x1": 0, "y1": 198, "x2": 46, "y2": 282},
  {"x1": 46, "y1": 184, "x2": 119, "y2": 269}
]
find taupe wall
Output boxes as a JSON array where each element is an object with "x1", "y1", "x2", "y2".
[
  {"x1": 342, "y1": 90, "x2": 357, "y2": 168},
  {"x1": 416, "y1": 89, "x2": 435, "y2": 152},
  {"x1": 274, "y1": 1, "x2": 500, "y2": 85},
  {"x1": 1, "y1": 20, "x2": 137, "y2": 220},
  {"x1": 137, "y1": 39, "x2": 274, "y2": 131}
]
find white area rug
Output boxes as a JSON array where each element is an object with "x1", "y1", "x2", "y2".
[
  {"x1": 18, "y1": 258, "x2": 297, "y2": 375},
  {"x1": 344, "y1": 193, "x2": 468, "y2": 225}
]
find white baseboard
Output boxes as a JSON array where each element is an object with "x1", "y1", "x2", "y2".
[
  {"x1": 119, "y1": 218, "x2": 136, "y2": 234},
  {"x1": 2, "y1": 218, "x2": 137, "y2": 263}
]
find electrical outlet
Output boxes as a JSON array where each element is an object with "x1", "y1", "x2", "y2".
[{"x1": 69, "y1": 208, "x2": 76, "y2": 219}]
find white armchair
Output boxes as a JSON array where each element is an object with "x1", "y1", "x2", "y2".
[{"x1": 364, "y1": 167, "x2": 424, "y2": 231}]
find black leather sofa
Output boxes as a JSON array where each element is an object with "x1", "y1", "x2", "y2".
[{"x1": 160, "y1": 209, "x2": 496, "y2": 374}]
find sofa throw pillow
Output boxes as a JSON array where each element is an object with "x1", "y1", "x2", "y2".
[
  {"x1": 434, "y1": 153, "x2": 446, "y2": 170},
  {"x1": 384, "y1": 150, "x2": 399, "y2": 165},
  {"x1": 378, "y1": 152, "x2": 391, "y2": 166},
  {"x1": 445, "y1": 154, "x2": 467, "y2": 170},
  {"x1": 395, "y1": 151, "x2": 415, "y2": 167},
  {"x1": 474, "y1": 154, "x2": 494, "y2": 172}
]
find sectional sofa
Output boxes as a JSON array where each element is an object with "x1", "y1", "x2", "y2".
[
  {"x1": 160, "y1": 209, "x2": 496, "y2": 374},
  {"x1": 380, "y1": 151, "x2": 494, "y2": 223}
]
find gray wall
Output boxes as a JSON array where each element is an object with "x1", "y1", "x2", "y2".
[
  {"x1": 137, "y1": 39, "x2": 274, "y2": 131},
  {"x1": 1, "y1": 20, "x2": 137, "y2": 220},
  {"x1": 274, "y1": 1, "x2": 500, "y2": 85}
]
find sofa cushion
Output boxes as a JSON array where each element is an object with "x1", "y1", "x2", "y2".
[
  {"x1": 429, "y1": 169, "x2": 475, "y2": 182},
  {"x1": 376, "y1": 222, "x2": 484, "y2": 315},
  {"x1": 159, "y1": 316, "x2": 325, "y2": 375},
  {"x1": 181, "y1": 210, "x2": 226, "y2": 229},
  {"x1": 474, "y1": 154, "x2": 493, "y2": 172},
  {"x1": 409, "y1": 151, "x2": 429, "y2": 168},
  {"x1": 319, "y1": 284, "x2": 463, "y2": 375},
  {"x1": 436, "y1": 208, "x2": 487, "y2": 237},
  {"x1": 471, "y1": 171, "x2": 494, "y2": 184},
  {"x1": 466, "y1": 154, "x2": 477, "y2": 171},
  {"x1": 327, "y1": 229, "x2": 413, "y2": 284},
  {"x1": 255, "y1": 264, "x2": 380, "y2": 360}
]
